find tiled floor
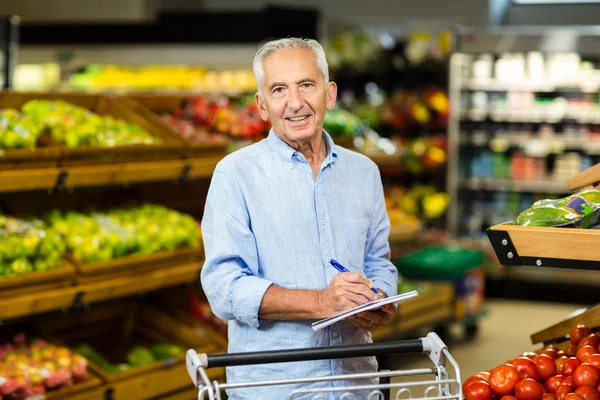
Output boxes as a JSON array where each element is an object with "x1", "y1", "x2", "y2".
[{"x1": 387, "y1": 299, "x2": 590, "y2": 398}]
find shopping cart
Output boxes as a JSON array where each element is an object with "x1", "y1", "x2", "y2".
[{"x1": 185, "y1": 332, "x2": 462, "y2": 400}]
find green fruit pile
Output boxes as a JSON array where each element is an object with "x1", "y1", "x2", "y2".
[
  {"x1": 0, "y1": 215, "x2": 65, "y2": 277},
  {"x1": 76, "y1": 343, "x2": 185, "y2": 373},
  {"x1": 47, "y1": 204, "x2": 199, "y2": 264},
  {"x1": 0, "y1": 108, "x2": 44, "y2": 149},
  {"x1": 21, "y1": 100, "x2": 160, "y2": 148},
  {"x1": 323, "y1": 107, "x2": 363, "y2": 137}
]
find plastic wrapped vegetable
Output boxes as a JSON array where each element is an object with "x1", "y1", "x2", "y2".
[
  {"x1": 515, "y1": 194, "x2": 600, "y2": 228},
  {"x1": 126, "y1": 347, "x2": 155, "y2": 368}
]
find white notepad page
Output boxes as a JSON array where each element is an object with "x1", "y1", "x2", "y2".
[{"x1": 311, "y1": 290, "x2": 419, "y2": 331}]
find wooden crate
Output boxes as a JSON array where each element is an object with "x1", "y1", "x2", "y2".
[
  {"x1": 0, "y1": 120, "x2": 61, "y2": 170},
  {"x1": 0, "y1": 259, "x2": 76, "y2": 298},
  {"x1": 70, "y1": 244, "x2": 202, "y2": 284},
  {"x1": 0, "y1": 91, "x2": 186, "y2": 167},
  {"x1": 530, "y1": 304, "x2": 600, "y2": 347},
  {"x1": 122, "y1": 94, "x2": 230, "y2": 158},
  {"x1": 35, "y1": 300, "x2": 215, "y2": 400}
]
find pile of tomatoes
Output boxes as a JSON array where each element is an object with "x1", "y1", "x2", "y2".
[{"x1": 464, "y1": 325, "x2": 600, "y2": 400}]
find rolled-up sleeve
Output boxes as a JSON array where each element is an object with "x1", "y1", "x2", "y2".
[
  {"x1": 363, "y1": 167, "x2": 399, "y2": 298},
  {"x1": 200, "y1": 168, "x2": 272, "y2": 328}
]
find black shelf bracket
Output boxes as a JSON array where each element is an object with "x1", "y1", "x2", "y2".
[{"x1": 486, "y1": 228, "x2": 522, "y2": 266}]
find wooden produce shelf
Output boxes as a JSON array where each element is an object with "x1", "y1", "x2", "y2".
[
  {"x1": 388, "y1": 223, "x2": 421, "y2": 243},
  {"x1": 487, "y1": 222, "x2": 600, "y2": 271},
  {"x1": 0, "y1": 166, "x2": 60, "y2": 192},
  {"x1": 530, "y1": 303, "x2": 600, "y2": 346},
  {"x1": 0, "y1": 261, "x2": 203, "y2": 321},
  {"x1": 186, "y1": 156, "x2": 223, "y2": 179},
  {"x1": 373, "y1": 283, "x2": 455, "y2": 341}
]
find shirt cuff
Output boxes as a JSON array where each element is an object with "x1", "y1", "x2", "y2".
[
  {"x1": 232, "y1": 276, "x2": 273, "y2": 328},
  {"x1": 373, "y1": 279, "x2": 398, "y2": 300}
]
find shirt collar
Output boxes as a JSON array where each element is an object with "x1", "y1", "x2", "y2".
[{"x1": 266, "y1": 129, "x2": 338, "y2": 164}]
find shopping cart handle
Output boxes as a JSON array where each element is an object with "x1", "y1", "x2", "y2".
[{"x1": 195, "y1": 339, "x2": 424, "y2": 369}]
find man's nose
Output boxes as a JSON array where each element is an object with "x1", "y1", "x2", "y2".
[{"x1": 287, "y1": 87, "x2": 304, "y2": 111}]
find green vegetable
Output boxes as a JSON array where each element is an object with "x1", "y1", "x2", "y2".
[
  {"x1": 579, "y1": 190, "x2": 600, "y2": 206},
  {"x1": 75, "y1": 343, "x2": 127, "y2": 374},
  {"x1": 150, "y1": 344, "x2": 185, "y2": 360},
  {"x1": 514, "y1": 205, "x2": 580, "y2": 227},
  {"x1": 126, "y1": 346, "x2": 156, "y2": 367}
]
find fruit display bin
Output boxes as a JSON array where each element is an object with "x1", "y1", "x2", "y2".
[
  {"x1": 120, "y1": 94, "x2": 230, "y2": 158},
  {"x1": 0, "y1": 91, "x2": 186, "y2": 167},
  {"x1": 68, "y1": 243, "x2": 203, "y2": 284},
  {"x1": 0, "y1": 259, "x2": 76, "y2": 298},
  {"x1": 0, "y1": 321, "x2": 104, "y2": 400},
  {"x1": 0, "y1": 135, "x2": 61, "y2": 170},
  {"x1": 35, "y1": 300, "x2": 222, "y2": 400}
]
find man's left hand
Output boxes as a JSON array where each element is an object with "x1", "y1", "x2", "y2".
[{"x1": 345, "y1": 303, "x2": 395, "y2": 332}]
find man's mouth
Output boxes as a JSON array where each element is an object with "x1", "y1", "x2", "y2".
[{"x1": 286, "y1": 115, "x2": 310, "y2": 121}]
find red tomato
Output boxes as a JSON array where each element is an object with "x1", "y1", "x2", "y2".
[
  {"x1": 556, "y1": 384, "x2": 573, "y2": 400},
  {"x1": 490, "y1": 365, "x2": 522, "y2": 396},
  {"x1": 566, "y1": 346, "x2": 579, "y2": 358},
  {"x1": 516, "y1": 379, "x2": 546, "y2": 400},
  {"x1": 564, "y1": 377, "x2": 574, "y2": 388},
  {"x1": 564, "y1": 358, "x2": 582, "y2": 377},
  {"x1": 543, "y1": 394, "x2": 557, "y2": 400},
  {"x1": 465, "y1": 376, "x2": 487, "y2": 390},
  {"x1": 558, "y1": 351, "x2": 566, "y2": 358},
  {"x1": 571, "y1": 326, "x2": 593, "y2": 345},
  {"x1": 557, "y1": 358, "x2": 569, "y2": 375},
  {"x1": 502, "y1": 397, "x2": 518, "y2": 400},
  {"x1": 574, "y1": 386, "x2": 600, "y2": 400},
  {"x1": 586, "y1": 355, "x2": 600, "y2": 371},
  {"x1": 572, "y1": 364, "x2": 599, "y2": 389},
  {"x1": 542, "y1": 350, "x2": 560, "y2": 361},
  {"x1": 579, "y1": 336, "x2": 600, "y2": 351},
  {"x1": 577, "y1": 347, "x2": 598, "y2": 364},
  {"x1": 595, "y1": 381, "x2": 600, "y2": 391},
  {"x1": 535, "y1": 355, "x2": 558, "y2": 382},
  {"x1": 545, "y1": 376, "x2": 565, "y2": 393},
  {"x1": 564, "y1": 394, "x2": 584, "y2": 400},
  {"x1": 480, "y1": 372, "x2": 492, "y2": 382},
  {"x1": 515, "y1": 357, "x2": 542, "y2": 381},
  {"x1": 523, "y1": 352, "x2": 539, "y2": 359},
  {"x1": 466, "y1": 381, "x2": 494, "y2": 400}
]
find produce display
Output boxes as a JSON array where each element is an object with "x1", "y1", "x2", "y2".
[
  {"x1": 0, "y1": 215, "x2": 65, "y2": 278},
  {"x1": 385, "y1": 184, "x2": 450, "y2": 223},
  {"x1": 69, "y1": 65, "x2": 257, "y2": 92},
  {"x1": 163, "y1": 95, "x2": 270, "y2": 143},
  {"x1": 188, "y1": 292, "x2": 228, "y2": 337},
  {"x1": 463, "y1": 324, "x2": 600, "y2": 400},
  {"x1": 0, "y1": 333, "x2": 89, "y2": 399},
  {"x1": 0, "y1": 109, "x2": 44, "y2": 149},
  {"x1": 21, "y1": 100, "x2": 159, "y2": 148},
  {"x1": 47, "y1": 204, "x2": 199, "y2": 264},
  {"x1": 514, "y1": 190, "x2": 600, "y2": 228},
  {"x1": 76, "y1": 342, "x2": 185, "y2": 374},
  {"x1": 323, "y1": 107, "x2": 363, "y2": 138}
]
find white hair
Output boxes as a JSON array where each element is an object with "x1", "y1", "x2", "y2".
[{"x1": 253, "y1": 37, "x2": 329, "y2": 96}]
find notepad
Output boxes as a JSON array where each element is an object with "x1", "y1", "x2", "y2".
[{"x1": 311, "y1": 290, "x2": 418, "y2": 331}]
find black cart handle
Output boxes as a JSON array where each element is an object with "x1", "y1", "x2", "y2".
[{"x1": 200, "y1": 339, "x2": 423, "y2": 369}]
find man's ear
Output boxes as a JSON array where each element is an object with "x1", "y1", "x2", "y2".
[
  {"x1": 256, "y1": 92, "x2": 270, "y2": 121},
  {"x1": 326, "y1": 81, "x2": 338, "y2": 110}
]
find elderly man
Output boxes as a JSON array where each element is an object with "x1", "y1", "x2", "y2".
[{"x1": 201, "y1": 37, "x2": 398, "y2": 399}]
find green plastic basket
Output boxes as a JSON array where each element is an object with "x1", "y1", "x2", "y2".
[{"x1": 393, "y1": 245, "x2": 485, "y2": 281}]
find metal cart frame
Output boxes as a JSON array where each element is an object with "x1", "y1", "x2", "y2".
[{"x1": 186, "y1": 332, "x2": 462, "y2": 400}]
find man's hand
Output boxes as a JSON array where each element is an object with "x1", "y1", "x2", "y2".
[
  {"x1": 316, "y1": 272, "x2": 379, "y2": 318},
  {"x1": 345, "y1": 303, "x2": 395, "y2": 332}
]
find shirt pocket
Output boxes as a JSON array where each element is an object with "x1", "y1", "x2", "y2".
[{"x1": 342, "y1": 217, "x2": 370, "y2": 270}]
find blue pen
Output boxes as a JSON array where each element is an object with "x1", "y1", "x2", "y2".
[{"x1": 329, "y1": 258, "x2": 380, "y2": 296}]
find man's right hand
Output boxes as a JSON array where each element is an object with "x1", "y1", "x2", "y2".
[{"x1": 316, "y1": 272, "x2": 380, "y2": 318}]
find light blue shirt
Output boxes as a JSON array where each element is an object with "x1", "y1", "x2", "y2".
[{"x1": 201, "y1": 129, "x2": 398, "y2": 399}]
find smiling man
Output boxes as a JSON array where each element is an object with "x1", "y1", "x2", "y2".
[{"x1": 200, "y1": 38, "x2": 398, "y2": 399}]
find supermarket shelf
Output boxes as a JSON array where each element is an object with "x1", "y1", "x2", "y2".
[
  {"x1": 530, "y1": 304, "x2": 600, "y2": 346},
  {"x1": 462, "y1": 109, "x2": 600, "y2": 125},
  {"x1": 462, "y1": 137, "x2": 600, "y2": 155},
  {"x1": 365, "y1": 153, "x2": 403, "y2": 167},
  {"x1": 462, "y1": 177, "x2": 571, "y2": 193},
  {"x1": 464, "y1": 80, "x2": 599, "y2": 93},
  {"x1": 0, "y1": 157, "x2": 223, "y2": 192},
  {"x1": 0, "y1": 261, "x2": 203, "y2": 321}
]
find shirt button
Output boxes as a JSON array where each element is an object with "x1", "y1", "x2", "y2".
[
  {"x1": 288, "y1": 163, "x2": 294, "y2": 170},
  {"x1": 296, "y1": 155, "x2": 302, "y2": 161},
  {"x1": 333, "y1": 332, "x2": 338, "y2": 338},
  {"x1": 320, "y1": 220, "x2": 325, "y2": 225}
]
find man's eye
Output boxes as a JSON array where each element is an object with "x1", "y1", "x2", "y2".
[
  {"x1": 301, "y1": 83, "x2": 313, "y2": 88},
  {"x1": 273, "y1": 87, "x2": 284, "y2": 93}
]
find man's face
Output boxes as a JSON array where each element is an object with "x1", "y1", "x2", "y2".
[{"x1": 256, "y1": 48, "x2": 337, "y2": 145}]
